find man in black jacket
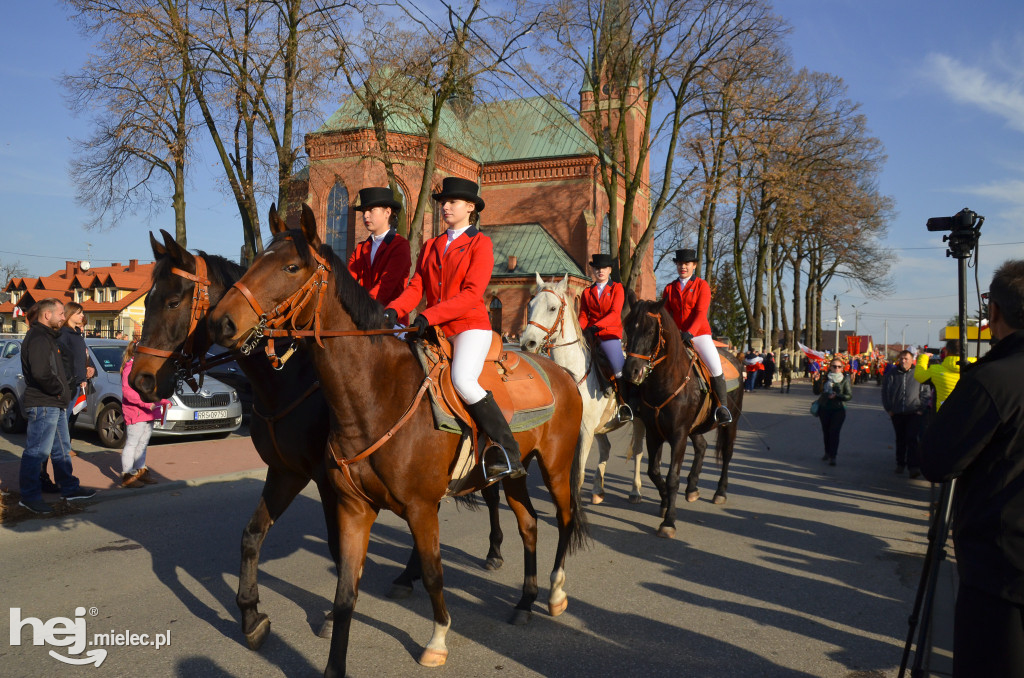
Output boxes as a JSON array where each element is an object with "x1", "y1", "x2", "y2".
[
  {"x1": 17, "y1": 299, "x2": 96, "y2": 515},
  {"x1": 921, "y1": 259, "x2": 1024, "y2": 677},
  {"x1": 881, "y1": 350, "x2": 925, "y2": 477}
]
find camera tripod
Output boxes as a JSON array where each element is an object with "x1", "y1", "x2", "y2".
[{"x1": 899, "y1": 209, "x2": 982, "y2": 677}]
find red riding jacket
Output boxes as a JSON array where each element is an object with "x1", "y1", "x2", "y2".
[
  {"x1": 578, "y1": 281, "x2": 624, "y2": 340},
  {"x1": 347, "y1": 229, "x2": 412, "y2": 323},
  {"x1": 388, "y1": 227, "x2": 493, "y2": 336},
  {"x1": 663, "y1": 277, "x2": 712, "y2": 337}
]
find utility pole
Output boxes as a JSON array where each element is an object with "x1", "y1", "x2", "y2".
[
  {"x1": 834, "y1": 297, "x2": 840, "y2": 355},
  {"x1": 884, "y1": 319, "x2": 888, "y2": 359}
]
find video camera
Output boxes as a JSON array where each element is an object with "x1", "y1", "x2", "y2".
[
  {"x1": 926, "y1": 207, "x2": 984, "y2": 260},
  {"x1": 926, "y1": 207, "x2": 983, "y2": 232}
]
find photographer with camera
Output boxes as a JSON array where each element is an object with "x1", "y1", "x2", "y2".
[{"x1": 920, "y1": 259, "x2": 1024, "y2": 677}]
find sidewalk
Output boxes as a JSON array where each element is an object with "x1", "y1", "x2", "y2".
[{"x1": 0, "y1": 432, "x2": 267, "y2": 519}]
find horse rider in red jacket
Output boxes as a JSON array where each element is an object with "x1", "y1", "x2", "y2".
[
  {"x1": 348, "y1": 187, "x2": 412, "y2": 322},
  {"x1": 578, "y1": 252, "x2": 632, "y2": 422},
  {"x1": 662, "y1": 248, "x2": 732, "y2": 425},
  {"x1": 384, "y1": 177, "x2": 525, "y2": 482}
]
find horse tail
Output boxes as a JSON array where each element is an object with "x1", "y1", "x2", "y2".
[{"x1": 566, "y1": 431, "x2": 591, "y2": 555}]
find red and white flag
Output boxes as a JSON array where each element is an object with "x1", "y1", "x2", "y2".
[
  {"x1": 72, "y1": 387, "x2": 88, "y2": 415},
  {"x1": 797, "y1": 341, "x2": 828, "y2": 366},
  {"x1": 12, "y1": 306, "x2": 24, "y2": 317}
]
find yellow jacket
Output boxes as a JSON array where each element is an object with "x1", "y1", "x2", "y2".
[{"x1": 914, "y1": 353, "x2": 976, "y2": 410}]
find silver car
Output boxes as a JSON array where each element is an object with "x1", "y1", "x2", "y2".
[{"x1": 0, "y1": 338, "x2": 243, "y2": 448}]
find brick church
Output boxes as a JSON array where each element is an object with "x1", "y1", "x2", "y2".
[{"x1": 289, "y1": 74, "x2": 654, "y2": 337}]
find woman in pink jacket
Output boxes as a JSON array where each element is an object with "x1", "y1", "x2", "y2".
[{"x1": 120, "y1": 342, "x2": 168, "y2": 488}]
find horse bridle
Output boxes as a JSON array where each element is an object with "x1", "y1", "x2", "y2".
[
  {"x1": 527, "y1": 288, "x2": 579, "y2": 351},
  {"x1": 134, "y1": 257, "x2": 220, "y2": 390},
  {"x1": 626, "y1": 311, "x2": 668, "y2": 383},
  {"x1": 230, "y1": 237, "x2": 402, "y2": 369}
]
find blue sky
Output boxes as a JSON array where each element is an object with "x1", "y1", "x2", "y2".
[{"x1": 2, "y1": 1, "x2": 1023, "y2": 348}]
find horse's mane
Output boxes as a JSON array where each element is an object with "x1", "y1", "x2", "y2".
[
  {"x1": 283, "y1": 229, "x2": 386, "y2": 332},
  {"x1": 151, "y1": 250, "x2": 247, "y2": 292}
]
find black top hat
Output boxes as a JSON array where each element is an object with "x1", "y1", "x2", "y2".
[
  {"x1": 589, "y1": 253, "x2": 616, "y2": 269},
  {"x1": 432, "y1": 177, "x2": 485, "y2": 212},
  {"x1": 353, "y1": 187, "x2": 402, "y2": 212},
  {"x1": 673, "y1": 248, "x2": 698, "y2": 263}
]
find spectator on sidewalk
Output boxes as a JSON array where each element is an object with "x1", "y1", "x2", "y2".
[
  {"x1": 761, "y1": 352, "x2": 776, "y2": 389},
  {"x1": 16, "y1": 298, "x2": 96, "y2": 515},
  {"x1": 812, "y1": 357, "x2": 853, "y2": 466},
  {"x1": 779, "y1": 351, "x2": 793, "y2": 393},
  {"x1": 915, "y1": 339, "x2": 975, "y2": 410},
  {"x1": 881, "y1": 350, "x2": 925, "y2": 477},
  {"x1": 920, "y1": 259, "x2": 1024, "y2": 678},
  {"x1": 58, "y1": 302, "x2": 95, "y2": 454},
  {"x1": 119, "y1": 342, "x2": 167, "y2": 488},
  {"x1": 743, "y1": 349, "x2": 762, "y2": 393}
]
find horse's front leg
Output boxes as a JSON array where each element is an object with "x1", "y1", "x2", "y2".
[
  {"x1": 628, "y1": 419, "x2": 645, "y2": 504},
  {"x1": 499, "y1": 475, "x2": 540, "y2": 625},
  {"x1": 406, "y1": 503, "x2": 453, "y2": 667},
  {"x1": 237, "y1": 468, "x2": 308, "y2": 650},
  {"x1": 325, "y1": 497, "x2": 378, "y2": 678},
  {"x1": 685, "y1": 434, "x2": 708, "y2": 503},
  {"x1": 592, "y1": 432, "x2": 609, "y2": 504},
  {"x1": 481, "y1": 482, "x2": 504, "y2": 570},
  {"x1": 644, "y1": 426, "x2": 668, "y2": 518},
  {"x1": 657, "y1": 431, "x2": 689, "y2": 539}
]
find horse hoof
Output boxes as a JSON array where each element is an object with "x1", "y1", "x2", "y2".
[
  {"x1": 244, "y1": 614, "x2": 271, "y2": 650},
  {"x1": 628, "y1": 493, "x2": 642, "y2": 505},
  {"x1": 591, "y1": 493, "x2": 605, "y2": 505},
  {"x1": 712, "y1": 494, "x2": 726, "y2": 505},
  {"x1": 419, "y1": 647, "x2": 448, "y2": 667},
  {"x1": 484, "y1": 557, "x2": 504, "y2": 572},
  {"x1": 685, "y1": 491, "x2": 699, "y2": 503},
  {"x1": 317, "y1": 612, "x2": 333, "y2": 639},
  {"x1": 510, "y1": 608, "x2": 533, "y2": 626},
  {"x1": 656, "y1": 525, "x2": 676, "y2": 539},
  {"x1": 386, "y1": 583, "x2": 414, "y2": 600},
  {"x1": 548, "y1": 597, "x2": 568, "y2": 617}
]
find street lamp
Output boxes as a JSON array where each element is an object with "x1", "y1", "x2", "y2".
[
  {"x1": 852, "y1": 302, "x2": 869, "y2": 336},
  {"x1": 902, "y1": 323, "x2": 910, "y2": 351}
]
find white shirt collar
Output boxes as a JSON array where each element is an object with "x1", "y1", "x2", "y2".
[
  {"x1": 678, "y1": 275, "x2": 692, "y2": 287},
  {"x1": 371, "y1": 229, "x2": 390, "y2": 243}
]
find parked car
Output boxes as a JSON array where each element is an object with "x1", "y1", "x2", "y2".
[
  {"x1": 203, "y1": 345, "x2": 253, "y2": 417},
  {"x1": 0, "y1": 338, "x2": 243, "y2": 448},
  {"x1": 0, "y1": 339, "x2": 25, "y2": 433}
]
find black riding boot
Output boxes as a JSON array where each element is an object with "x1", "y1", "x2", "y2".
[
  {"x1": 609, "y1": 375, "x2": 633, "y2": 424},
  {"x1": 465, "y1": 392, "x2": 527, "y2": 483},
  {"x1": 711, "y1": 375, "x2": 733, "y2": 425}
]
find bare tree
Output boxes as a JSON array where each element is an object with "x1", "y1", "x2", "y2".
[{"x1": 63, "y1": 0, "x2": 195, "y2": 244}]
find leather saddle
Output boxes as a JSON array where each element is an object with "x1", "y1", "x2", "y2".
[
  {"x1": 683, "y1": 341, "x2": 742, "y2": 431},
  {"x1": 420, "y1": 329, "x2": 554, "y2": 429}
]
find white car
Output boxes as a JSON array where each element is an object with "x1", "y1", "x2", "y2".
[{"x1": 0, "y1": 338, "x2": 243, "y2": 448}]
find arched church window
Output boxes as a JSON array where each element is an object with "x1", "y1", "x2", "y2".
[{"x1": 325, "y1": 182, "x2": 349, "y2": 258}]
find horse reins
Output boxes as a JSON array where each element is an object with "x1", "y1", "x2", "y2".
[
  {"x1": 626, "y1": 311, "x2": 668, "y2": 370},
  {"x1": 230, "y1": 237, "x2": 405, "y2": 369},
  {"x1": 527, "y1": 289, "x2": 580, "y2": 352}
]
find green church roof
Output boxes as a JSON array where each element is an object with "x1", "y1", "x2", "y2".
[
  {"x1": 485, "y1": 224, "x2": 585, "y2": 279},
  {"x1": 315, "y1": 78, "x2": 596, "y2": 164}
]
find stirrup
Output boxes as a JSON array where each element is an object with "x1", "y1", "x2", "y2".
[
  {"x1": 714, "y1": 406, "x2": 733, "y2": 426},
  {"x1": 482, "y1": 442, "x2": 526, "y2": 483},
  {"x1": 616, "y1": 403, "x2": 633, "y2": 424}
]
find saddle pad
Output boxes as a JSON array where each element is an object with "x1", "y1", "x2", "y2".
[{"x1": 413, "y1": 343, "x2": 556, "y2": 434}]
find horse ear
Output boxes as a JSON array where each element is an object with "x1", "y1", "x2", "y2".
[
  {"x1": 150, "y1": 232, "x2": 167, "y2": 259},
  {"x1": 652, "y1": 297, "x2": 667, "y2": 312},
  {"x1": 160, "y1": 229, "x2": 193, "y2": 268},
  {"x1": 627, "y1": 289, "x2": 639, "y2": 307},
  {"x1": 534, "y1": 272, "x2": 544, "y2": 292},
  {"x1": 555, "y1": 274, "x2": 568, "y2": 294},
  {"x1": 268, "y1": 203, "x2": 288, "y2": 235},
  {"x1": 300, "y1": 203, "x2": 321, "y2": 247}
]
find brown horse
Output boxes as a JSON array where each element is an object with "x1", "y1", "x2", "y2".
[
  {"x1": 208, "y1": 206, "x2": 586, "y2": 676},
  {"x1": 621, "y1": 295, "x2": 744, "y2": 539},
  {"x1": 129, "y1": 232, "x2": 531, "y2": 652}
]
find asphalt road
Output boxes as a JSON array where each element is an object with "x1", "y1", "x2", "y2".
[{"x1": 0, "y1": 380, "x2": 943, "y2": 677}]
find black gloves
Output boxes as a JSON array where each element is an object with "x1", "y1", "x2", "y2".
[
  {"x1": 411, "y1": 314, "x2": 430, "y2": 337},
  {"x1": 383, "y1": 308, "x2": 398, "y2": 327},
  {"x1": 680, "y1": 331, "x2": 694, "y2": 342}
]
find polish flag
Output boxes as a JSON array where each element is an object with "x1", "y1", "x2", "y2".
[
  {"x1": 797, "y1": 341, "x2": 828, "y2": 366},
  {"x1": 12, "y1": 306, "x2": 24, "y2": 317},
  {"x1": 72, "y1": 387, "x2": 88, "y2": 415}
]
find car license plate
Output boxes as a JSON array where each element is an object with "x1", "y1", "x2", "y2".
[{"x1": 195, "y1": 410, "x2": 227, "y2": 420}]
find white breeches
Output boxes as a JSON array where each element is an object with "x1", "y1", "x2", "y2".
[
  {"x1": 451, "y1": 329, "x2": 492, "y2": 404},
  {"x1": 691, "y1": 334, "x2": 723, "y2": 377},
  {"x1": 599, "y1": 338, "x2": 625, "y2": 377}
]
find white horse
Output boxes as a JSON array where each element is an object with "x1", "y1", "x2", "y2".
[{"x1": 520, "y1": 273, "x2": 645, "y2": 504}]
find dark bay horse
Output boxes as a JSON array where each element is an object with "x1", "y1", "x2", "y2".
[
  {"x1": 208, "y1": 206, "x2": 586, "y2": 676},
  {"x1": 621, "y1": 296, "x2": 744, "y2": 539},
  {"x1": 129, "y1": 233, "x2": 333, "y2": 651},
  {"x1": 129, "y1": 232, "x2": 536, "y2": 652}
]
